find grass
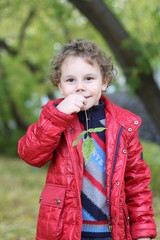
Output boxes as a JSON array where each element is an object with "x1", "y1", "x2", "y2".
[
  {"x1": 0, "y1": 158, "x2": 46, "y2": 239},
  {"x1": 0, "y1": 140, "x2": 160, "y2": 239}
]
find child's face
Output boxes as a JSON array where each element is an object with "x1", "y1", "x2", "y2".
[{"x1": 58, "y1": 56, "x2": 108, "y2": 110}]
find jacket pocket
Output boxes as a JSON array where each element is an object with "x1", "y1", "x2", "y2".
[{"x1": 36, "y1": 184, "x2": 66, "y2": 240}]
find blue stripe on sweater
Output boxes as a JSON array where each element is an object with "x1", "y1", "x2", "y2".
[
  {"x1": 82, "y1": 207, "x2": 96, "y2": 221},
  {"x1": 82, "y1": 223, "x2": 111, "y2": 232}
]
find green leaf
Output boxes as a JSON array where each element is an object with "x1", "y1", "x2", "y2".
[
  {"x1": 72, "y1": 130, "x2": 87, "y2": 146},
  {"x1": 88, "y1": 127, "x2": 106, "y2": 133},
  {"x1": 82, "y1": 136, "x2": 95, "y2": 165}
]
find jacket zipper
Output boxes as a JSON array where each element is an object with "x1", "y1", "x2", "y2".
[{"x1": 108, "y1": 126, "x2": 124, "y2": 219}]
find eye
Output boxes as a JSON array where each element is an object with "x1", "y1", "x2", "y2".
[
  {"x1": 86, "y1": 77, "x2": 94, "y2": 81},
  {"x1": 66, "y1": 78, "x2": 75, "y2": 83}
]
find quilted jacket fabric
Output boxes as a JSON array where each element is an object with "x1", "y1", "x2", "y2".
[{"x1": 18, "y1": 95, "x2": 157, "y2": 240}]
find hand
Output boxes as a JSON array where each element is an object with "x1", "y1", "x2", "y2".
[{"x1": 57, "y1": 93, "x2": 86, "y2": 114}]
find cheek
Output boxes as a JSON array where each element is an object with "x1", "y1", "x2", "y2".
[
  {"x1": 91, "y1": 86, "x2": 102, "y2": 95},
  {"x1": 62, "y1": 87, "x2": 74, "y2": 97}
]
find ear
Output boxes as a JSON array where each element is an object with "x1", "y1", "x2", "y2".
[
  {"x1": 58, "y1": 82, "x2": 64, "y2": 95},
  {"x1": 101, "y1": 77, "x2": 108, "y2": 91}
]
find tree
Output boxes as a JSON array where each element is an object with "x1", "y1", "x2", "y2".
[
  {"x1": 0, "y1": 0, "x2": 160, "y2": 155},
  {"x1": 0, "y1": 0, "x2": 107, "y2": 155},
  {"x1": 69, "y1": 0, "x2": 160, "y2": 133}
]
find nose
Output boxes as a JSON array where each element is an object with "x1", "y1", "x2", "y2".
[{"x1": 76, "y1": 80, "x2": 85, "y2": 92}]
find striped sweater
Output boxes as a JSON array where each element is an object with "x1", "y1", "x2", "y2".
[{"x1": 78, "y1": 101, "x2": 112, "y2": 239}]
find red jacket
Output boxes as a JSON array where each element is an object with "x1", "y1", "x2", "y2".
[{"x1": 18, "y1": 95, "x2": 157, "y2": 240}]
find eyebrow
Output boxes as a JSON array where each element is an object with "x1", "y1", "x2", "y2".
[
  {"x1": 61, "y1": 75, "x2": 74, "y2": 79},
  {"x1": 84, "y1": 73, "x2": 97, "y2": 77},
  {"x1": 62, "y1": 73, "x2": 97, "y2": 79}
]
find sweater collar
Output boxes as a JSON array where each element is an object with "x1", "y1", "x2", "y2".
[{"x1": 78, "y1": 100, "x2": 105, "y2": 122}]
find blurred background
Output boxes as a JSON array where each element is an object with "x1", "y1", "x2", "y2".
[{"x1": 0, "y1": 0, "x2": 160, "y2": 239}]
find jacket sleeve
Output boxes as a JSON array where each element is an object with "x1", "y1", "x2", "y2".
[
  {"x1": 18, "y1": 101, "x2": 74, "y2": 168},
  {"x1": 125, "y1": 131, "x2": 157, "y2": 239}
]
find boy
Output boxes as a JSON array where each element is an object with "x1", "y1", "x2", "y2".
[{"x1": 18, "y1": 39, "x2": 157, "y2": 239}]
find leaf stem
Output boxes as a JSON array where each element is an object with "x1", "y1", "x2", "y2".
[
  {"x1": 79, "y1": 90, "x2": 89, "y2": 137},
  {"x1": 84, "y1": 109, "x2": 89, "y2": 136}
]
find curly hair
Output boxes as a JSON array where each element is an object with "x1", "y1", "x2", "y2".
[{"x1": 49, "y1": 39, "x2": 117, "y2": 86}]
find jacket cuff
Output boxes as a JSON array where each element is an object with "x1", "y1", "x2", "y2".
[
  {"x1": 42, "y1": 100, "x2": 74, "y2": 128},
  {"x1": 131, "y1": 223, "x2": 157, "y2": 239}
]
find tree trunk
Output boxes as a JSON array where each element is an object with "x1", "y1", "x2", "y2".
[{"x1": 69, "y1": 0, "x2": 160, "y2": 134}]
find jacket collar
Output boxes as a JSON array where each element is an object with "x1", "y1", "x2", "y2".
[{"x1": 101, "y1": 95, "x2": 141, "y2": 132}]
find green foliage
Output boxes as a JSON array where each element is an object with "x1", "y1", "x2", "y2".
[
  {"x1": 88, "y1": 127, "x2": 107, "y2": 133},
  {"x1": 0, "y1": 129, "x2": 25, "y2": 156},
  {"x1": 73, "y1": 127, "x2": 106, "y2": 165},
  {"x1": 72, "y1": 130, "x2": 87, "y2": 146},
  {"x1": 0, "y1": 0, "x2": 160, "y2": 156},
  {"x1": 82, "y1": 136, "x2": 95, "y2": 165},
  {"x1": 0, "y1": 0, "x2": 108, "y2": 155},
  {"x1": 106, "y1": 0, "x2": 160, "y2": 65},
  {"x1": 106, "y1": 0, "x2": 160, "y2": 95},
  {"x1": 142, "y1": 140, "x2": 160, "y2": 194}
]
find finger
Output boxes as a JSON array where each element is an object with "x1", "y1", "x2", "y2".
[
  {"x1": 75, "y1": 100, "x2": 84, "y2": 109},
  {"x1": 73, "y1": 106, "x2": 81, "y2": 113},
  {"x1": 83, "y1": 98, "x2": 87, "y2": 105}
]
